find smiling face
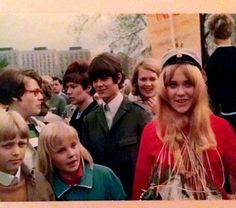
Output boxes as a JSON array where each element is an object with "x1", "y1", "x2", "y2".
[
  {"x1": 166, "y1": 68, "x2": 195, "y2": 114},
  {"x1": 93, "y1": 76, "x2": 120, "y2": 103},
  {"x1": 50, "y1": 133, "x2": 81, "y2": 175},
  {"x1": 0, "y1": 135, "x2": 28, "y2": 175},
  {"x1": 137, "y1": 68, "x2": 158, "y2": 100}
]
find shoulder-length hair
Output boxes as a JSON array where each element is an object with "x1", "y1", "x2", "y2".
[
  {"x1": 131, "y1": 58, "x2": 160, "y2": 96},
  {"x1": 156, "y1": 63, "x2": 216, "y2": 151},
  {"x1": 0, "y1": 109, "x2": 29, "y2": 142},
  {"x1": 37, "y1": 121, "x2": 81, "y2": 182}
]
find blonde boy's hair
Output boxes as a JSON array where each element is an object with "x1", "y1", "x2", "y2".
[
  {"x1": 157, "y1": 63, "x2": 216, "y2": 151},
  {"x1": 37, "y1": 121, "x2": 81, "y2": 182},
  {"x1": 0, "y1": 108, "x2": 29, "y2": 142}
]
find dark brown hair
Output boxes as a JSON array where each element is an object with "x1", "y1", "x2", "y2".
[
  {"x1": 63, "y1": 60, "x2": 94, "y2": 95},
  {"x1": 0, "y1": 69, "x2": 42, "y2": 105},
  {"x1": 88, "y1": 52, "x2": 124, "y2": 88}
]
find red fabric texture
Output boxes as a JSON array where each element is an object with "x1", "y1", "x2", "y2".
[
  {"x1": 59, "y1": 161, "x2": 83, "y2": 186},
  {"x1": 132, "y1": 115, "x2": 236, "y2": 200}
]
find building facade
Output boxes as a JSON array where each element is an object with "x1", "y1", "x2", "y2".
[{"x1": 0, "y1": 47, "x2": 90, "y2": 76}]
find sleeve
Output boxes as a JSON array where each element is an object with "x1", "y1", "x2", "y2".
[
  {"x1": 219, "y1": 120, "x2": 236, "y2": 180},
  {"x1": 58, "y1": 96, "x2": 66, "y2": 116},
  {"x1": 137, "y1": 106, "x2": 152, "y2": 141},
  {"x1": 132, "y1": 121, "x2": 156, "y2": 200},
  {"x1": 80, "y1": 115, "x2": 90, "y2": 149},
  {"x1": 105, "y1": 168, "x2": 127, "y2": 200},
  {"x1": 205, "y1": 55, "x2": 221, "y2": 114}
]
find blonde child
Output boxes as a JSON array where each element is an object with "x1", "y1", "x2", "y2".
[
  {"x1": 0, "y1": 109, "x2": 55, "y2": 201},
  {"x1": 37, "y1": 121, "x2": 126, "y2": 200}
]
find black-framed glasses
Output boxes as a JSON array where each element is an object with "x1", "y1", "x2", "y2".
[{"x1": 25, "y1": 88, "x2": 43, "y2": 96}]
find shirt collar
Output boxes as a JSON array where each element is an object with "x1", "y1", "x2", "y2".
[
  {"x1": 103, "y1": 92, "x2": 123, "y2": 118},
  {"x1": 0, "y1": 167, "x2": 21, "y2": 186},
  {"x1": 53, "y1": 160, "x2": 93, "y2": 199}
]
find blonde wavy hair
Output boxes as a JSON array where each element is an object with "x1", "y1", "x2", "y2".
[
  {"x1": 37, "y1": 121, "x2": 82, "y2": 182},
  {"x1": 156, "y1": 63, "x2": 216, "y2": 152}
]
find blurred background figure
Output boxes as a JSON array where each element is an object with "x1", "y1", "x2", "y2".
[
  {"x1": 130, "y1": 58, "x2": 160, "y2": 115},
  {"x1": 52, "y1": 76, "x2": 70, "y2": 104},
  {"x1": 41, "y1": 75, "x2": 66, "y2": 117},
  {"x1": 120, "y1": 78, "x2": 132, "y2": 97},
  {"x1": 35, "y1": 79, "x2": 62, "y2": 124},
  {"x1": 205, "y1": 14, "x2": 236, "y2": 132}
]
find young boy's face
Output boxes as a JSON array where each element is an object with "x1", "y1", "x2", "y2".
[
  {"x1": 0, "y1": 135, "x2": 28, "y2": 175},
  {"x1": 65, "y1": 82, "x2": 89, "y2": 106},
  {"x1": 92, "y1": 76, "x2": 119, "y2": 103}
]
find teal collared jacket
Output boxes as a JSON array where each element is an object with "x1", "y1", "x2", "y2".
[{"x1": 52, "y1": 162, "x2": 126, "y2": 200}]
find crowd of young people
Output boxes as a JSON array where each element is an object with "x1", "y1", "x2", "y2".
[{"x1": 0, "y1": 13, "x2": 235, "y2": 201}]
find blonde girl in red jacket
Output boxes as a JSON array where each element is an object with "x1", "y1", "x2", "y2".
[{"x1": 132, "y1": 48, "x2": 236, "y2": 200}]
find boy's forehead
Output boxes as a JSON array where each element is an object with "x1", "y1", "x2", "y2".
[
  {"x1": 0, "y1": 137, "x2": 28, "y2": 144},
  {"x1": 24, "y1": 77, "x2": 40, "y2": 88},
  {"x1": 66, "y1": 82, "x2": 81, "y2": 87},
  {"x1": 53, "y1": 80, "x2": 61, "y2": 84}
]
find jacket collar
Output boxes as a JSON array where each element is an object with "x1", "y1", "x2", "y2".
[
  {"x1": 53, "y1": 160, "x2": 93, "y2": 199},
  {"x1": 95, "y1": 96, "x2": 131, "y2": 132}
]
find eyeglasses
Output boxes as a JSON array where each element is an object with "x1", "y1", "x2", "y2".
[{"x1": 25, "y1": 88, "x2": 43, "y2": 96}]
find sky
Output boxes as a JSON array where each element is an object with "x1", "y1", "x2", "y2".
[{"x1": 0, "y1": 13, "x2": 111, "y2": 55}]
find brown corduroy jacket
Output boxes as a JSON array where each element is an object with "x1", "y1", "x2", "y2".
[{"x1": 0, "y1": 163, "x2": 55, "y2": 201}]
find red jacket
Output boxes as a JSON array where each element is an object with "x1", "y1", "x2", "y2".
[{"x1": 132, "y1": 115, "x2": 236, "y2": 200}]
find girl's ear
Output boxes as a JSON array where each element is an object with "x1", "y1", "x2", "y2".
[
  {"x1": 86, "y1": 85, "x2": 92, "y2": 93},
  {"x1": 12, "y1": 97, "x2": 19, "y2": 102},
  {"x1": 117, "y1": 72, "x2": 123, "y2": 84}
]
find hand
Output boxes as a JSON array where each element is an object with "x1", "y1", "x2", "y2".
[
  {"x1": 147, "y1": 97, "x2": 158, "y2": 115},
  {"x1": 227, "y1": 193, "x2": 236, "y2": 199}
]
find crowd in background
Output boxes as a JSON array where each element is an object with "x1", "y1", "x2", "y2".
[{"x1": 0, "y1": 13, "x2": 235, "y2": 201}]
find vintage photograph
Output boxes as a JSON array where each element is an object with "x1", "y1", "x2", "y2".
[{"x1": 0, "y1": 0, "x2": 236, "y2": 207}]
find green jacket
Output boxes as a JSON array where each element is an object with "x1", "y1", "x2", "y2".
[
  {"x1": 81, "y1": 97, "x2": 151, "y2": 198},
  {"x1": 52, "y1": 162, "x2": 126, "y2": 200}
]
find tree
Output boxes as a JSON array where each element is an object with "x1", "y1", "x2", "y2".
[
  {"x1": 70, "y1": 14, "x2": 150, "y2": 74},
  {"x1": 0, "y1": 58, "x2": 8, "y2": 70},
  {"x1": 107, "y1": 14, "x2": 148, "y2": 60}
]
